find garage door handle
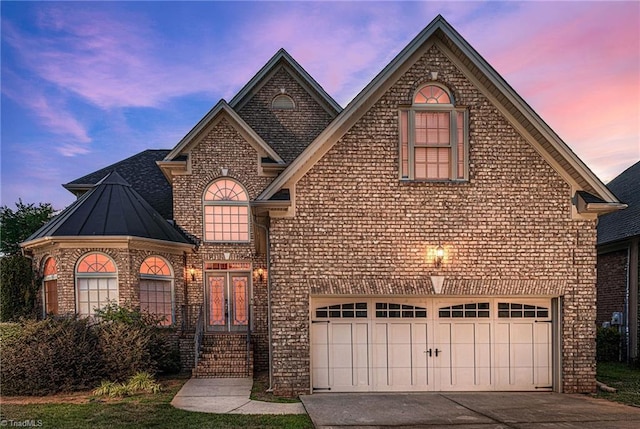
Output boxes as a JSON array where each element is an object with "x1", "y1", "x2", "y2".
[
  {"x1": 434, "y1": 348, "x2": 440, "y2": 357},
  {"x1": 424, "y1": 349, "x2": 432, "y2": 357}
]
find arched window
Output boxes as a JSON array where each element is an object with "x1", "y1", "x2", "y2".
[
  {"x1": 400, "y1": 84, "x2": 467, "y2": 181},
  {"x1": 139, "y1": 256, "x2": 174, "y2": 326},
  {"x1": 203, "y1": 179, "x2": 250, "y2": 242},
  {"x1": 42, "y1": 257, "x2": 58, "y2": 316},
  {"x1": 76, "y1": 252, "x2": 118, "y2": 316},
  {"x1": 272, "y1": 94, "x2": 295, "y2": 110}
]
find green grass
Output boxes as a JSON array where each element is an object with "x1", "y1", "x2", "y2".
[
  {"x1": 596, "y1": 361, "x2": 640, "y2": 407},
  {"x1": 0, "y1": 377, "x2": 312, "y2": 429}
]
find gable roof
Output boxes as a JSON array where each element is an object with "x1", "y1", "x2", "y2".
[
  {"x1": 163, "y1": 100, "x2": 284, "y2": 162},
  {"x1": 64, "y1": 149, "x2": 173, "y2": 219},
  {"x1": 597, "y1": 161, "x2": 640, "y2": 245},
  {"x1": 256, "y1": 15, "x2": 621, "y2": 209},
  {"x1": 229, "y1": 48, "x2": 342, "y2": 116},
  {"x1": 23, "y1": 171, "x2": 193, "y2": 248}
]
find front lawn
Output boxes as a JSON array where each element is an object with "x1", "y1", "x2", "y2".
[
  {"x1": 596, "y1": 361, "x2": 640, "y2": 407},
  {"x1": 0, "y1": 376, "x2": 312, "y2": 429}
]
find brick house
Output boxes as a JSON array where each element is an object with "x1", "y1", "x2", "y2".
[
  {"x1": 596, "y1": 161, "x2": 639, "y2": 362},
  {"x1": 22, "y1": 16, "x2": 625, "y2": 396}
]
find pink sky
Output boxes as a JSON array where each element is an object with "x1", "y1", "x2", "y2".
[{"x1": 1, "y1": 1, "x2": 638, "y2": 210}]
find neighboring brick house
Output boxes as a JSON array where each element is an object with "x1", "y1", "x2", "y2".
[
  {"x1": 22, "y1": 16, "x2": 625, "y2": 396},
  {"x1": 596, "y1": 161, "x2": 640, "y2": 362}
]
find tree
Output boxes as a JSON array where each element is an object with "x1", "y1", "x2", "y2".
[
  {"x1": 0, "y1": 199, "x2": 54, "y2": 255},
  {"x1": 0, "y1": 200, "x2": 54, "y2": 321}
]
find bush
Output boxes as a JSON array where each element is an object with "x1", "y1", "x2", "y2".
[
  {"x1": 597, "y1": 326, "x2": 622, "y2": 362},
  {"x1": 0, "y1": 318, "x2": 102, "y2": 395},
  {"x1": 93, "y1": 372, "x2": 162, "y2": 397}
]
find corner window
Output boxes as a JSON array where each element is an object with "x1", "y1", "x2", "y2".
[
  {"x1": 203, "y1": 179, "x2": 250, "y2": 242},
  {"x1": 400, "y1": 84, "x2": 468, "y2": 181},
  {"x1": 42, "y1": 257, "x2": 58, "y2": 316},
  {"x1": 139, "y1": 256, "x2": 174, "y2": 326},
  {"x1": 76, "y1": 252, "x2": 118, "y2": 316}
]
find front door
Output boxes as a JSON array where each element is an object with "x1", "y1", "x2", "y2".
[{"x1": 206, "y1": 273, "x2": 250, "y2": 332}]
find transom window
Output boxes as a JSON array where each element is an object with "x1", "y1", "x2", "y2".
[
  {"x1": 203, "y1": 179, "x2": 250, "y2": 242},
  {"x1": 76, "y1": 252, "x2": 118, "y2": 317},
  {"x1": 498, "y1": 303, "x2": 549, "y2": 318},
  {"x1": 400, "y1": 84, "x2": 467, "y2": 181},
  {"x1": 439, "y1": 302, "x2": 490, "y2": 318},
  {"x1": 139, "y1": 256, "x2": 173, "y2": 326},
  {"x1": 315, "y1": 303, "x2": 368, "y2": 318},
  {"x1": 376, "y1": 303, "x2": 427, "y2": 318},
  {"x1": 42, "y1": 257, "x2": 58, "y2": 316}
]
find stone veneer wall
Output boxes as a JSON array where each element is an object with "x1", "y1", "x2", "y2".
[{"x1": 268, "y1": 45, "x2": 598, "y2": 396}]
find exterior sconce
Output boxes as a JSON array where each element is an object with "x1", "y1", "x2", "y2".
[
  {"x1": 189, "y1": 265, "x2": 196, "y2": 281},
  {"x1": 435, "y1": 245, "x2": 444, "y2": 268},
  {"x1": 256, "y1": 268, "x2": 265, "y2": 282}
]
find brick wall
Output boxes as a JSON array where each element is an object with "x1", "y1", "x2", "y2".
[
  {"x1": 596, "y1": 249, "x2": 628, "y2": 326},
  {"x1": 269, "y1": 45, "x2": 598, "y2": 396},
  {"x1": 237, "y1": 67, "x2": 336, "y2": 162}
]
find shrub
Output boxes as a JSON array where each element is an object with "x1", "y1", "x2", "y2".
[
  {"x1": 92, "y1": 372, "x2": 161, "y2": 397},
  {"x1": 0, "y1": 318, "x2": 102, "y2": 395},
  {"x1": 95, "y1": 321, "x2": 154, "y2": 382},
  {"x1": 597, "y1": 326, "x2": 622, "y2": 362}
]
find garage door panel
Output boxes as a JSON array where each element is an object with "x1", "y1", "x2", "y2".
[
  {"x1": 311, "y1": 322, "x2": 330, "y2": 389},
  {"x1": 412, "y1": 323, "x2": 430, "y2": 386}
]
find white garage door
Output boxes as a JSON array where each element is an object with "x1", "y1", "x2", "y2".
[{"x1": 311, "y1": 298, "x2": 553, "y2": 392}]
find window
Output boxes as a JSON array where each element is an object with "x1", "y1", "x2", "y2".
[
  {"x1": 76, "y1": 252, "x2": 118, "y2": 316},
  {"x1": 498, "y1": 303, "x2": 549, "y2": 318},
  {"x1": 439, "y1": 302, "x2": 490, "y2": 318},
  {"x1": 272, "y1": 94, "x2": 295, "y2": 110},
  {"x1": 376, "y1": 303, "x2": 427, "y2": 318},
  {"x1": 315, "y1": 303, "x2": 368, "y2": 318},
  {"x1": 203, "y1": 179, "x2": 250, "y2": 242},
  {"x1": 400, "y1": 84, "x2": 467, "y2": 180},
  {"x1": 139, "y1": 256, "x2": 173, "y2": 326},
  {"x1": 42, "y1": 257, "x2": 58, "y2": 316}
]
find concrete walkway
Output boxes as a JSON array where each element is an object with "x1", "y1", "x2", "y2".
[{"x1": 170, "y1": 378, "x2": 306, "y2": 414}]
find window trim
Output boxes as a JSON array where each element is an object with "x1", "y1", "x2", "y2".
[
  {"x1": 202, "y1": 178, "x2": 251, "y2": 243},
  {"x1": 399, "y1": 84, "x2": 469, "y2": 182},
  {"x1": 139, "y1": 256, "x2": 175, "y2": 326}
]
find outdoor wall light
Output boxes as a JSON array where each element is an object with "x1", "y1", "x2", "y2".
[
  {"x1": 189, "y1": 266, "x2": 196, "y2": 281},
  {"x1": 435, "y1": 245, "x2": 445, "y2": 268},
  {"x1": 256, "y1": 268, "x2": 265, "y2": 282}
]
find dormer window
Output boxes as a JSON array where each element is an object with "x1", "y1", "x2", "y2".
[
  {"x1": 272, "y1": 94, "x2": 295, "y2": 110},
  {"x1": 399, "y1": 84, "x2": 468, "y2": 181}
]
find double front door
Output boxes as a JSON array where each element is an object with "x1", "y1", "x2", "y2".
[{"x1": 206, "y1": 272, "x2": 250, "y2": 332}]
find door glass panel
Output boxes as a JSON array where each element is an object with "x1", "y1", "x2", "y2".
[
  {"x1": 209, "y1": 276, "x2": 225, "y2": 326},
  {"x1": 232, "y1": 276, "x2": 248, "y2": 326}
]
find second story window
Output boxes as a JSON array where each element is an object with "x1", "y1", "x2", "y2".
[
  {"x1": 203, "y1": 179, "x2": 250, "y2": 242},
  {"x1": 399, "y1": 84, "x2": 468, "y2": 181}
]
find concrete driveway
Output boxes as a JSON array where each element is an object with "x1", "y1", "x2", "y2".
[{"x1": 300, "y1": 392, "x2": 640, "y2": 428}]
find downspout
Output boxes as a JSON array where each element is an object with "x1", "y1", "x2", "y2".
[{"x1": 253, "y1": 217, "x2": 273, "y2": 392}]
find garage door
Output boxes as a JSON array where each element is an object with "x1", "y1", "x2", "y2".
[{"x1": 311, "y1": 298, "x2": 552, "y2": 392}]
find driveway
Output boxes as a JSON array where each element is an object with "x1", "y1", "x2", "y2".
[{"x1": 301, "y1": 392, "x2": 640, "y2": 428}]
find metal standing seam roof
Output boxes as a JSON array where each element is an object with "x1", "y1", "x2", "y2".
[
  {"x1": 24, "y1": 171, "x2": 192, "y2": 246},
  {"x1": 597, "y1": 160, "x2": 640, "y2": 245}
]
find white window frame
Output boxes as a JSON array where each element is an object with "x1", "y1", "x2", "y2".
[{"x1": 75, "y1": 252, "x2": 118, "y2": 317}]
